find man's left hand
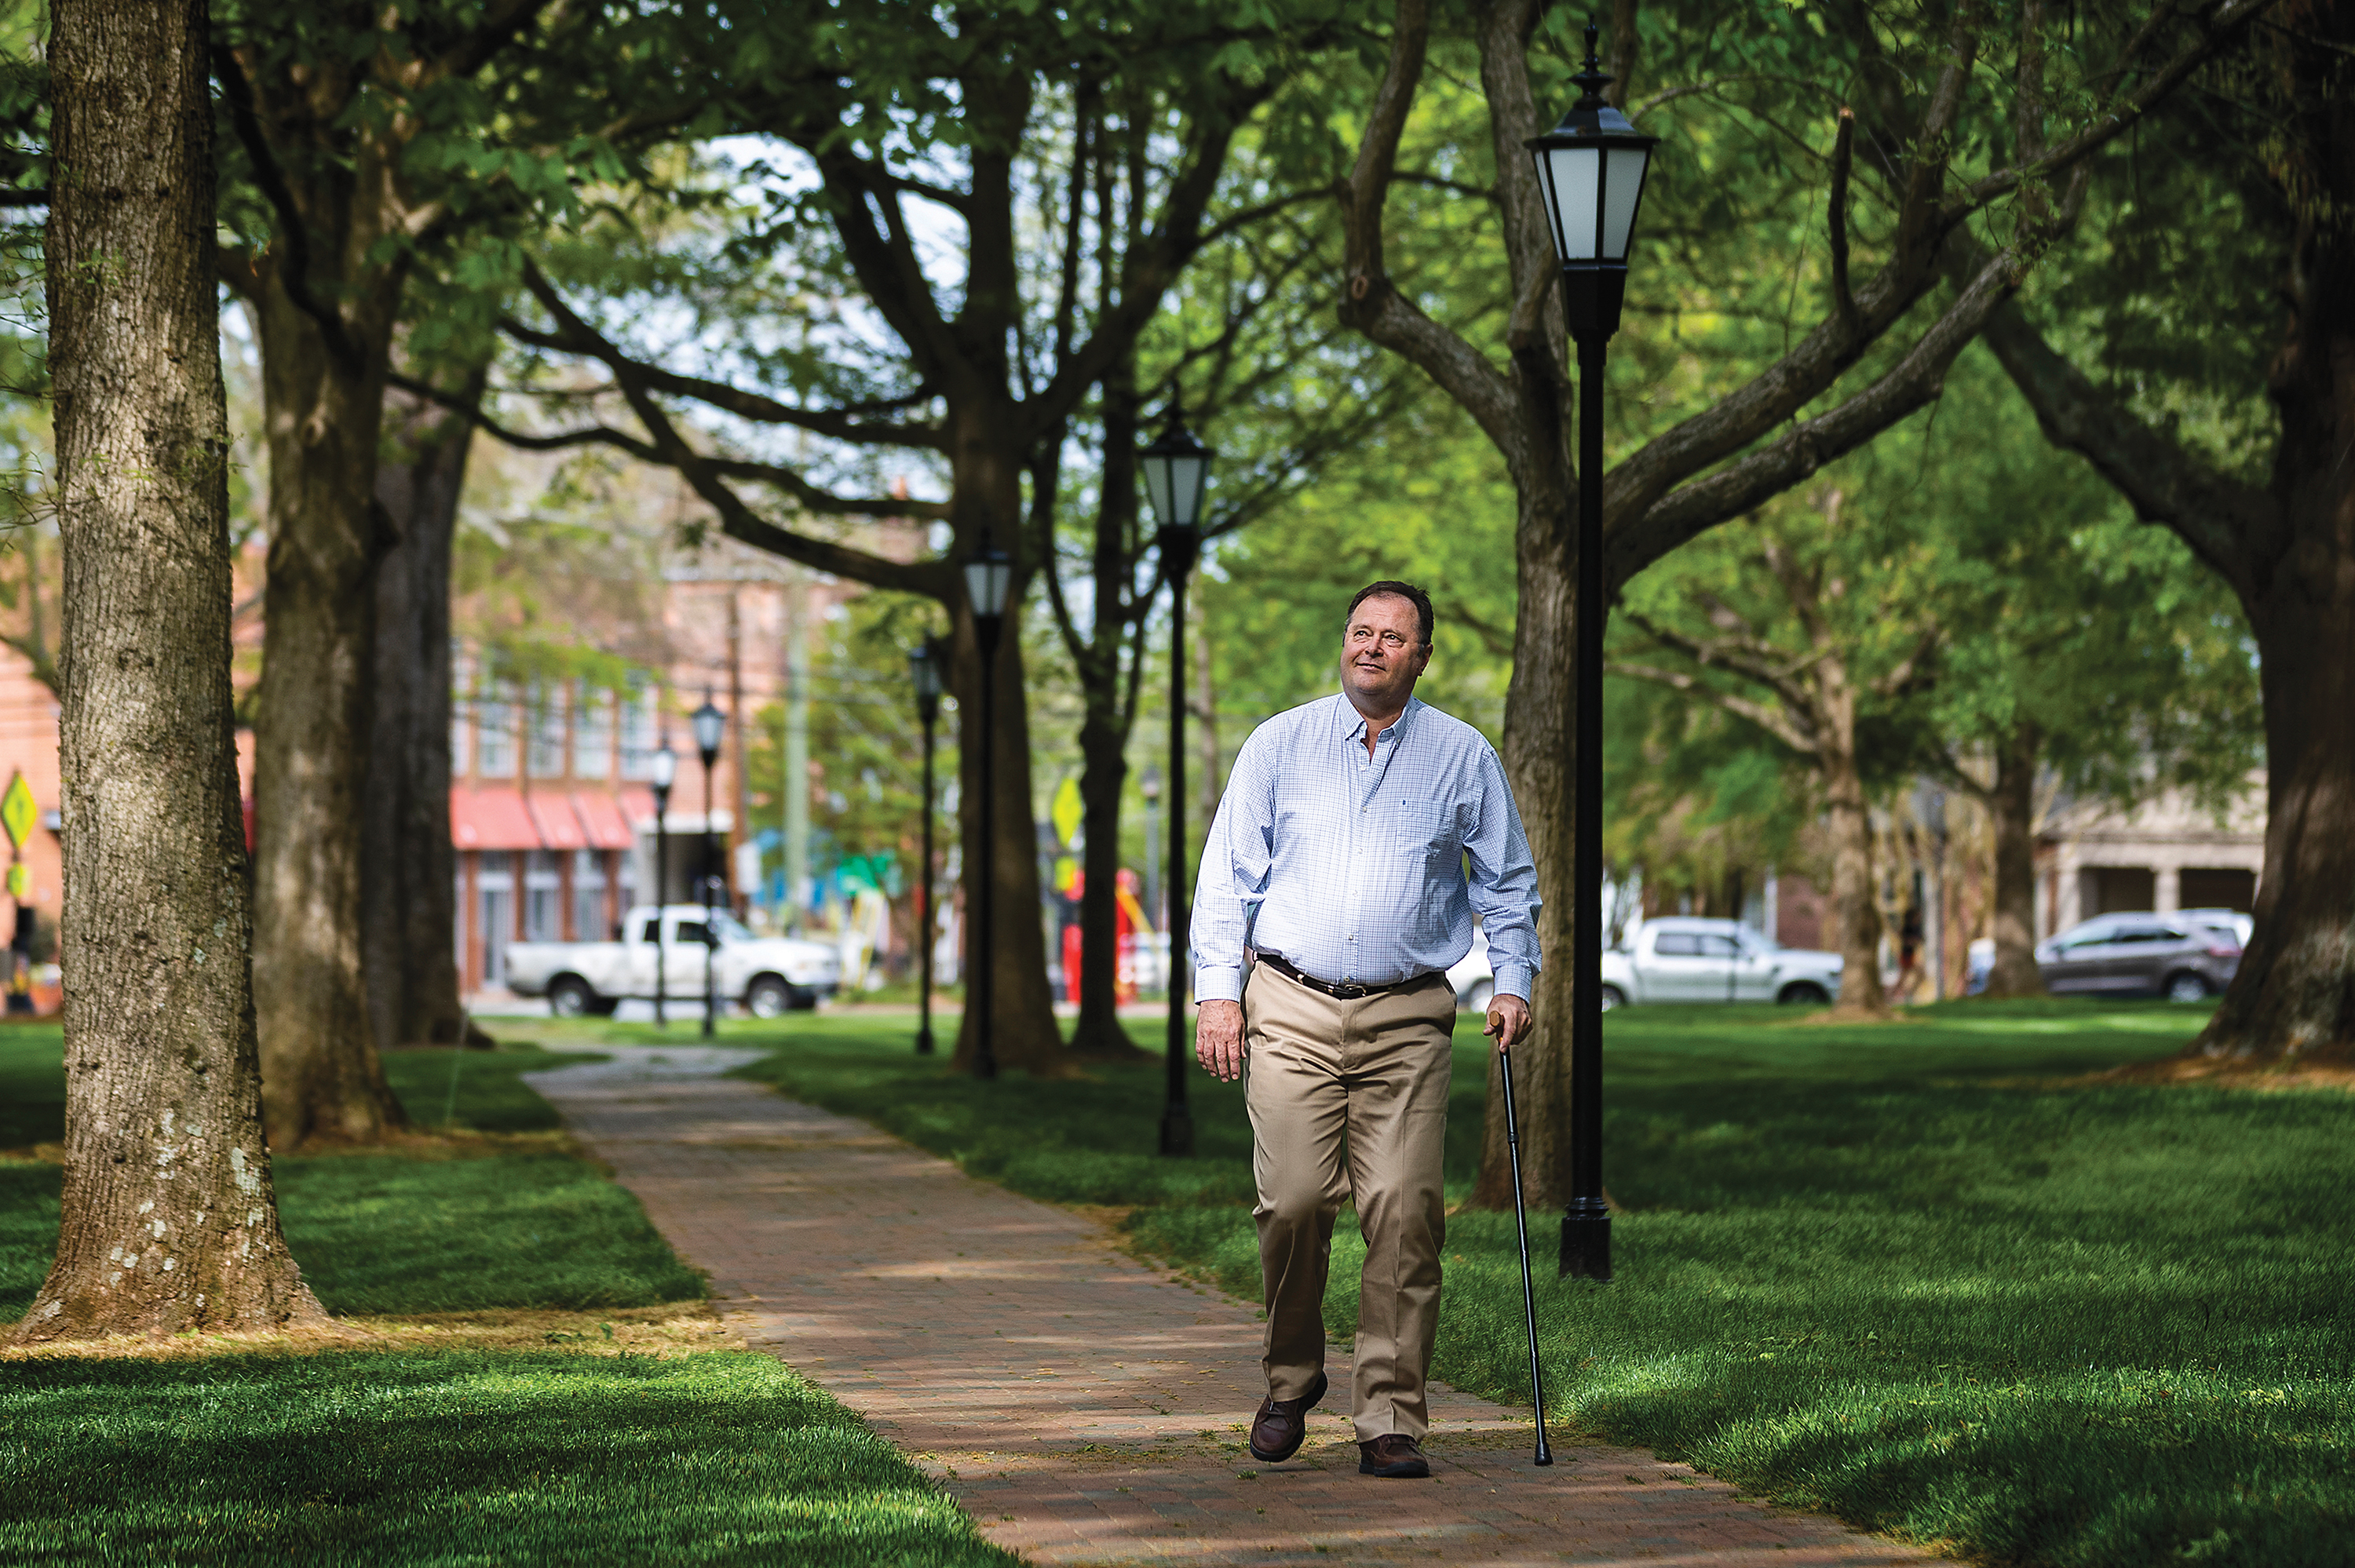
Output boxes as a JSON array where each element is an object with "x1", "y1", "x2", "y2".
[{"x1": 1483, "y1": 994, "x2": 1532, "y2": 1052}]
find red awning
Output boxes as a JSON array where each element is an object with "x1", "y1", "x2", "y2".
[
  {"x1": 527, "y1": 792, "x2": 589, "y2": 851},
  {"x1": 615, "y1": 783, "x2": 658, "y2": 831},
  {"x1": 450, "y1": 787, "x2": 542, "y2": 851},
  {"x1": 571, "y1": 790, "x2": 637, "y2": 851}
]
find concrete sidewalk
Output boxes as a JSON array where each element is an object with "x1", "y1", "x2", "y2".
[{"x1": 528, "y1": 1046, "x2": 1937, "y2": 1566}]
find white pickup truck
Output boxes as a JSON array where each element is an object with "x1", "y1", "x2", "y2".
[
  {"x1": 504, "y1": 904, "x2": 842, "y2": 1019},
  {"x1": 1447, "y1": 915, "x2": 1842, "y2": 1009}
]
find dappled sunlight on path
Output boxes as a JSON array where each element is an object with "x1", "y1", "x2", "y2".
[{"x1": 529, "y1": 1045, "x2": 1938, "y2": 1566}]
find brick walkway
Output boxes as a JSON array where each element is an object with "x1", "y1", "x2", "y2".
[{"x1": 528, "y1": 1046, "x2": 1938, "y2": 1566}]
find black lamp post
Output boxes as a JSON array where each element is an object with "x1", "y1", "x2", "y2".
[
  {"x1": 1139, "y1": 764, "x2": 1163, "y2": 950},
  {"x1": 651, "y1": 739, "x2": 677, "y2": 1029},
  {"x1": 963, "y1": 546, "x2": 1013, "y2": 1080},
  {"x1": 908, "y1": 637, "x2": 944, "y2": 1056},
  {"x1": 692, "y1": 690, "x2": 725, "y2": 1040},
  {"x1": 1525, "y1": 20, "x2": 1657, "y2": 1282},
  {"x1": 1140, "y1": 405, "x2": 1213, "y2": 1158}
]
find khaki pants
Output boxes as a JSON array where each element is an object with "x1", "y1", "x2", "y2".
[{"x1": 1243, "y1": 961, "x2": 1455, "y2": 1442}]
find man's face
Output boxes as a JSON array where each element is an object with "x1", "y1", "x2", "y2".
[{"x1": 1340, "y1": 593, "x2": 1432, "y2": 714}]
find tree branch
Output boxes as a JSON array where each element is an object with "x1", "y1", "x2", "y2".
[
  {"x1": 210, "y1": 43, "x2": 362, "y2": 374},
  {"x1": 1608, "y1": 659, "x2": 1820, "y2": 753},
  {"x1": 497, "y1": 317, "x2": 944, "y2": 448},
  {"x1": 1336, "y1": 0, "x2": 1521, "y2": 458},
  {"x1": 1972, "y1": 294, "x2": 2269, "y2": 603}
]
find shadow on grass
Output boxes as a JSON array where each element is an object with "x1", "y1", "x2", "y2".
[{"x1": 0, "y1": 1350, "x2": 1017, "y2": 1566}]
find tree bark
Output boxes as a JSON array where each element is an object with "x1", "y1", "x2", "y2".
[
  {"x1": 361, "y1": 377, "x2": 476, "y2": 1050},
  {"x1": 1979, "y1": 724, "x2": 2048, "y2": 997},
  {"x1": 248, "y1": 268, "x2": 409, "y2": 1147},
  {"x1": 15, "y1": 0, "x2": 324, "y2": 1343},
  {"x1": 1473, "y1": 476, "x2": 1576, "y2": 1209},
  {"x1": 949, "y1": 599, "x2": 1064, "y2": 1074},
  {"x1": 1820, "y1": 735, "x2": 1890, "y2": 1019}
]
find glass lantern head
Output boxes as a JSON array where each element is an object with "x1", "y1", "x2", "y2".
[
  {"x1": 651, "y1": 742, "x2": 677, "y2": 793},
  {"x1": 1139, "y1": 407, "x2": 1214, "y2": 533},
  {"x1": 1524, "y1": 23, "x2": 1658, "y2": 269},
  {"x1": 907, "y1": 640, "x2": 944, "y2": 702},
  {"x1": 963, "y1": 546, "x2": 1013, "y2": 622},
  {"x1": 691, "y1": 691, "x2": 725, "y2": 765}
]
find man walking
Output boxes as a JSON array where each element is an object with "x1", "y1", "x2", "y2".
[{"x1": 1192, "y1": 581, "x2": 1541, "y2": 1479}]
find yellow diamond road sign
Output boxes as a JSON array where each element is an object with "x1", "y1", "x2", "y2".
[
  {"x1": 5, "y1": 864, "x2": 23, "y2": 900},
  {"x1": 0, "y1": 774, "x2": 32, "y2": 851}
]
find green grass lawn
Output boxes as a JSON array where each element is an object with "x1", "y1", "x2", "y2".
[
  {"x1": 688, "y1": 1000, "x2": 2354, "y2": 1568},
  {"x1": 0, "y1": 1033, "x2": 696, "y2": 1318},
  {"x1": 0, "y1": 1349, "x2": 1014, "y2": 1566},
  {"x1": 0, "y1": 1028, "x2": 1015, "y2": 1567}
]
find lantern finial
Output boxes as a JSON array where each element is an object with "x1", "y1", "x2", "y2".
[{"x1": 1572, "y1": 17, "x2": 1612, "y2": 110}]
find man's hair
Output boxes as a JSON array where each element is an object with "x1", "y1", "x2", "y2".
[{"x1": 1345, "y1": 581, "x2": 1435, "y2": 648}]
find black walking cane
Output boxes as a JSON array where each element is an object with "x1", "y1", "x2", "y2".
[{"x1": 1497, "y1": 1045, "x2": 1555, "y2": 1466}]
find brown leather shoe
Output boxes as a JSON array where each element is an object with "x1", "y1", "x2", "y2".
[
  {"x1": 1357, "y1": 1435, "x2": 1430, "y2": 1478},
  {"x1": 1247, "y1": 1370, "x2": 1328, "y2": 1463}
]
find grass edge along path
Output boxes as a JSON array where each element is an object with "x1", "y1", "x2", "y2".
[
  {"x1": 0, "y1": 1030, "x2": 1020, "y2": 1568},
  {"x1": 680, "y1": 1002, "x2": 2355, "y2": 1568}
]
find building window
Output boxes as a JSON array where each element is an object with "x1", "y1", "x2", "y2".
[
  {"x1": 573, "y1": 684, "x2": 612, "y2": 779},
  {"x1": 572, "y1": 849, "x2": 607, "y2": 940},
  {"x1": 476, "y1": 680, "x2": 517, "y2": 779},
  {"x1": 524, "y1": 849, "x2": 561, "y2": 941},
  {"x1": 451, "y1": 652, "x2": 473, "y2": 779},
  {"x1": 619, "y1": 676, "x2": 658, "y2": 779},
  {"x1": 528, "y1": 683, "x2": 566, "y2": 779},
  {"x1": 478, "y1": 851, "x2": 514, "y2": 986}
]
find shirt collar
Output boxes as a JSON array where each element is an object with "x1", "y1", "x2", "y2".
[{"x1": 1338, "y1": 693, "x2": 1421, "y2": 744}]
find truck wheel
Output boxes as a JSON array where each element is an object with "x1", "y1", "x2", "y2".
[
  {"x1": 1599, "y1": 984, "x2": 1627, "y2": 1011},
  {"x1": 746, "y1": 975, "x2": 794, "y2": 1019},
  {"x1": 548, "y1": 975, "x2": 597, "y2": 1018},
  {"x1": 1776, "y1": 981, "x2": 1831, "y2": 1007},
  {"x1": 1459, "y1": 979, "x2": 1495, "y2": 1014}
]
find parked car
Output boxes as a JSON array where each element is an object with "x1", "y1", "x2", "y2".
[
  {"x1": 505, "y1": 903, "x2": 842, "y2": 1018},
  {"x1": 2033, "y1": 913, "x2": 2240, "y2": 1001},
  {"x1": 2178, "y1": 906, "x2": 2255, "y2": 949},
  {"x1": 1444, "y1": 917, "x2": 1842, "y2": 1010}
]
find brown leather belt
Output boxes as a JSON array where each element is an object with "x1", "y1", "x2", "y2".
[{"x1": 1258, "y1": 953, "x2": 1437, "y2": 1002}]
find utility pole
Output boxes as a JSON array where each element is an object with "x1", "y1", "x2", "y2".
[
  {"x1": 728, "y1": 587, "x2": 747, "y2": 917},
  {"x1": 784, "y1": 580, "x2": 810, "y2": 932}
]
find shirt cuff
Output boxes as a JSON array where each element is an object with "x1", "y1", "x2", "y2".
[
  {"x1": 1489, "y1": 961, "x2": 1535, "y2": 1002},
  {"x1": 1194, "y1": 963, "x2": 1245, "y2": 1004}
]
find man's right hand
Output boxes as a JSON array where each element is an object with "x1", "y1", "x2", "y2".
[{"x1": 1196, "y1": 999, "x2": 1245, "y2": 1082}]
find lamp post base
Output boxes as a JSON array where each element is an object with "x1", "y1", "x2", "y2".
[
  {"x1": 915, "y1": 1024, "x2": 935, "y2": 1056},
  {"x1": 1561, "y1": 1201, "x2": 1612, "y2": 1282},
  {"x1": 1158, "y1": 1103, "x2": 1194, "y2": 1158}
]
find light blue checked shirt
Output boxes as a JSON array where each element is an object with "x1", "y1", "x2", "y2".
[{"x1": 1192, "y1": 693, "x2": 1542, "y2": 1004}]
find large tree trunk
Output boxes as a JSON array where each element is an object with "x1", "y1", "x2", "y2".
[
  {"x1": 2201, "y1": 596, "x2": 2355, "y2": 1057},
  {"x1": 15, "y1": 0, "x2": 325, "y2": 1343},
  {"x1": 1979, "y1": 723, "x2": 2048, "y2": 998},
  {"x1": 1062, "y1": 367, "x2": 1148, "y2": 1062},
  {"x1": 250, "y1": 276, "x2": 408, "y2": 1146},
  {"x1": 361, "y1": 378, "x2": 475, "y2": 1049},
  {"x1": 1822, "y1": 737, "x2": 1891, "y2": 1019},
  {"x1": 944, "y1": 418, "x2": 1064, "y2": 1074},
  {"x1": 1068, "y1": 701, "x2": 1137, "y2": 1056},
  {"x1": 949, "y1": 605, "x2": 1064, "y2": 1074},
  {"x1": 1473, "y1": 464, "x2": 1577, "y2": 1209}
]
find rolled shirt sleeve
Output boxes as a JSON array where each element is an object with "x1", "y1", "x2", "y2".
[
  {"x1": 1188, "y1": 729, "x2": 1275, "y2": 1004},
  {"x1": 1463, "y1": 744, "x2": 1542, "y2": 1001}
]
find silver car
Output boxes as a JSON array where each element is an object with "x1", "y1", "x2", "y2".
[{"x1": 2035, "y1": 914, "x2": 2242, "y2": 1002}]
